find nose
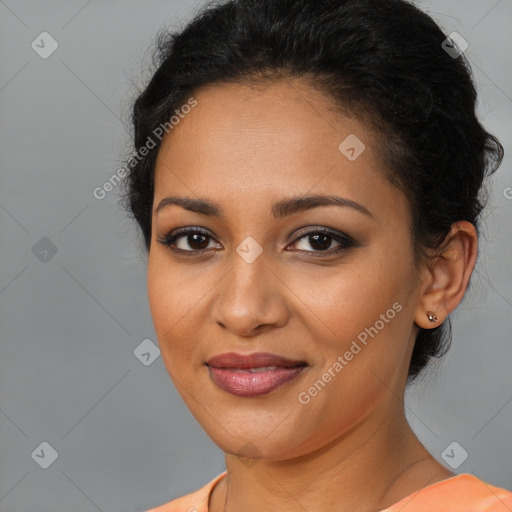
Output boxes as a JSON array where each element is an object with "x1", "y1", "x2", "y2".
[{"x1": 211, "y1": 246, "x2": 289, "y2": 337}]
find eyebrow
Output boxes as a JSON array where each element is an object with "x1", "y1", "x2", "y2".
[{"x1": 155, "y1": 194, "x2": 373, "y2": 219}]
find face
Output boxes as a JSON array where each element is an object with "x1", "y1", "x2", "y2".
[{"x1": 147, "y1": 79, "x2": 423, "y2": 461}]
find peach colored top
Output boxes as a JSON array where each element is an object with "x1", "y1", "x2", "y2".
[{"x1": 146, "y1": 471, "x2": 512, "y2": 512}]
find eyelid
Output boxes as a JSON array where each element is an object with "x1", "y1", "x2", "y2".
[{"x1": 291, "y1": 225, "x2": 354, "y2": 242}]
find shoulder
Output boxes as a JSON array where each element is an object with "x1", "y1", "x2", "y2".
[
  {"x1": 385, "y1": 473, "x2": 512, "y2": 512},
  {"x1": 145, "y1": 472, "x2": 227, "y2": 512}
]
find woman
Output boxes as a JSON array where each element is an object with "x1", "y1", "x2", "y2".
[{"x1": 120, "y1": 0, "x2": 511, "y2": 510}]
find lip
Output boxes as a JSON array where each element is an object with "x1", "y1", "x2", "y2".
[
  {"x1": 206, "y1": 351, "x2": 307, "y2": 369},
  {"x1": 206, "y1": 352, "x2": 308, "y2": 397}
]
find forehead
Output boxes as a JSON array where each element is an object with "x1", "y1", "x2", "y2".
[
  {"x1": 153, "y1": 79, "x2": 401, "y2": 218},
  {"x1": 156, "y1": 79, "x2": 355, "y2": 168}
]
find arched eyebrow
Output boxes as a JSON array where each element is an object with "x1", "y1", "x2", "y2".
[{"x1": 155, "y1": 194, "x2": 373, "y2": 219}]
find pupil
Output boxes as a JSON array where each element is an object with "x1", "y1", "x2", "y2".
[
  {"x1": 310, "y1": 234, "x2": 331, "y2": 251},
  {"x1": 189, "y1": 233, "x2": 209, "y2": 249}
]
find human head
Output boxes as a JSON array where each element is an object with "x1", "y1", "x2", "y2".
[{"x1": 120, "y1": 0, "x2": 502, "y2": 383}]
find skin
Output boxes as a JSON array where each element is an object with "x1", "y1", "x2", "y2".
[{"x1": 147, "y1": 78, "x2": 478, "y2": 512}]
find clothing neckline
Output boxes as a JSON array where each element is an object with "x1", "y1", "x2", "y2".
[
  {"x1": 207, "y1": 471, "x2": 475, "y2": 511},
  {"x1": 377, "y1": 472, "x2": 473, "y2": 511}
]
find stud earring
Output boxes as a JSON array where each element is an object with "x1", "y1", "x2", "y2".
[{"x1": 427, "y1": 311, "x2": 438, "y2": 323}]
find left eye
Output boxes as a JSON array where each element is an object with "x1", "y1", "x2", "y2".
[
  {"x1": 157, "y1": 228, "x2": 355, "y2": 256},
  {"x1": 289, "y1": 229, "x2": 354, "y2": 255}
]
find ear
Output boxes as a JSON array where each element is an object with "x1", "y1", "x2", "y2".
[{"x1": 414, "y1": 221, "x2": 478, "y2": 329}]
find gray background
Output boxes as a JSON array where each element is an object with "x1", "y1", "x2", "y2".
[{"x1": 0, "y1": 1, "x2": 510, "y2": 511}]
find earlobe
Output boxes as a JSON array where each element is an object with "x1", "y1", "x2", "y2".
[{"x1": 414, "y1": 221, "x2": 478, "y2": 329}]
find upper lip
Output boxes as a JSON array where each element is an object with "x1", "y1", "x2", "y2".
[{"x1": 206, "y1": 352, "x2": 308, "y2": 369}]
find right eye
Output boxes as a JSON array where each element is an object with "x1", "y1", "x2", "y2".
[{"x1": 157, "y1": 227, "x2": 221, "y2": 254}]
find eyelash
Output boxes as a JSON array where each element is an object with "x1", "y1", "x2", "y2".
[{"x1": 157, "y1": 227, "x2": 356, "y2": 257}]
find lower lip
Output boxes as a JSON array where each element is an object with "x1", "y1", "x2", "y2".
[{"x1": 207, "y1": 366, "x2": 307, "y2": 397}]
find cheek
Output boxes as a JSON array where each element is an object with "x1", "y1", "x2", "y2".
[
  {"x1": 290, "y1": 262, "x2": 413, "y2": 446},
  {"x1": 300, "y1": 256, "x2": 408, "y2": 341},
  {"x1": 146, "y1": 254, "x2": 198, "y2": 371},
  {"x1": 147, "y1": 255, "x2": 173, "y2": 337},
  {"x1": 297, "y1": 243, "x2": 416, "y2": 386}
]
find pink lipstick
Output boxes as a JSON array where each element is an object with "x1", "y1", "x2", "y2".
[{"x1": 206, "y1": 352, "x2": 308, "y2": 397}]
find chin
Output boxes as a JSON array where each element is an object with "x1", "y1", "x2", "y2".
[{"x1": 201, "y1": 417, "x2": 309, "y2": 460}]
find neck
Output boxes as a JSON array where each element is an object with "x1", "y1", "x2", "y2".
[{"x1": 212, "y1": 400, "x2": 452, "y2": 512}]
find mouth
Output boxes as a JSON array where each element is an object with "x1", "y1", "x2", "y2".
[{"x1": 205, "y1": 352, "x2": 308, "y2": 397}]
